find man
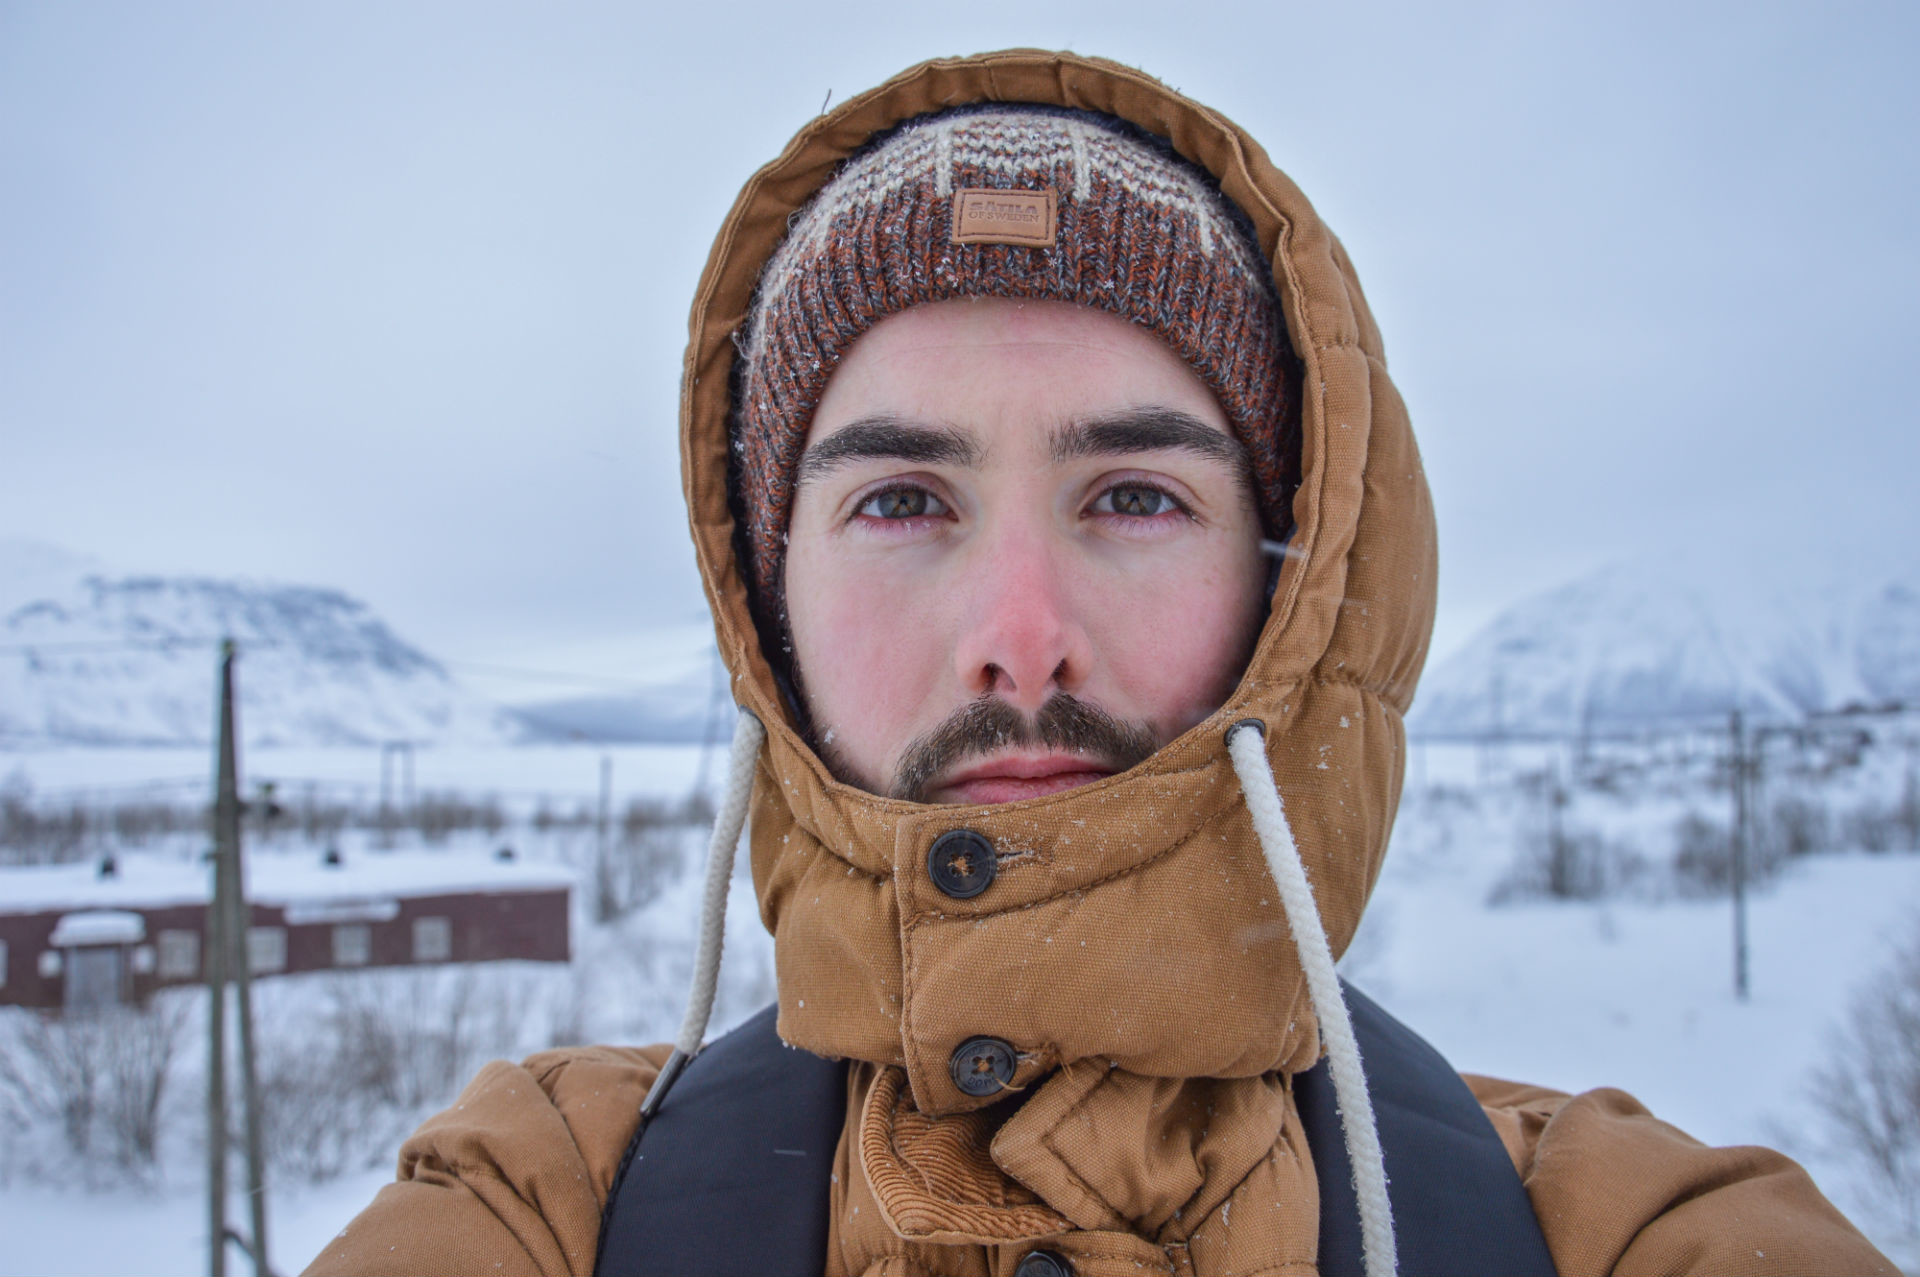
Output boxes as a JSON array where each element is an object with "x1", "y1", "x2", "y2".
[{"x1": 306, "y1": 51, "x2": 1892, "y2": 1277}]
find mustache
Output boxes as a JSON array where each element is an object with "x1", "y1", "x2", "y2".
[{"x1": 890, "y1": 693, "x2": 1160, "y2": 803}]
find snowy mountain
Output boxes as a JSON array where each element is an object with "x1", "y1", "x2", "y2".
[
  {"x1": 505, "y1": 626, "x2": 724, "y2": 744},
  {"x1": 1411, "y1": 556, "x2": 1920, "y2": 739},
  {"x1": 0, "y1": 541, "x2": 512, "y2": 748},
  {"x1": 510, "y1": 687, "x2": 716, "y2": 744}
]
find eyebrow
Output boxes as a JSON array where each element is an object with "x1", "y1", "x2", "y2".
[
  {"x1": 1050, "y1": 408, "x2": 1251, "y2": 480},
  {"x1": 796, "y1": 415, "x2": 983, "y2": 484},
  {"x1": 794, "y1": 406, "x2": 1251, "y2": 485}
]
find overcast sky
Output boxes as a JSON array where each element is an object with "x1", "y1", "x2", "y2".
[{"x1": 3, "y1": 2, "x2": 1915, "y2": 696}]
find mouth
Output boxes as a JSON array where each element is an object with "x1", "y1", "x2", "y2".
[{"x1": 929, "y1": 753, "x2": 1116, "y2": 805}]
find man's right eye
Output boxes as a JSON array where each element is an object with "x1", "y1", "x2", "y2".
[{"x1": 858, "y1": 487, "x2": 947, "y2": 520}]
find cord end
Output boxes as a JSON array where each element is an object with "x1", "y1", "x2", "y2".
[{"x1": 639, "y1": 1048, "x2": 693, "y2": 1122}]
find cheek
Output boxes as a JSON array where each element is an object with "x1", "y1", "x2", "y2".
[
  {"x1": 1086, "y1": 547, "x2": 1264, "y2": 731},
  {"x1": 786, "y1": 548, "x2": 950, "y2": 762}
]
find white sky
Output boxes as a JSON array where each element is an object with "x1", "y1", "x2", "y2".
[{"x1": 3, "y1": 2, "x2": 1916, "y2": 693}]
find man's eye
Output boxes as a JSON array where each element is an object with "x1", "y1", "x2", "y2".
[
  {"x1": 858, "y1": 487, "x2": 946, "y2": 519},
  {"x1": 1095, "y1": 485, "x2": 1180, "y2": 517}
]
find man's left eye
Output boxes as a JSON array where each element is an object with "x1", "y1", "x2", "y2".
[{"x1": 1095, "y1": 485, "x2": 1179, "y2": 517}]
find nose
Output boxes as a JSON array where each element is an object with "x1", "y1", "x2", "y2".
[{"x1": 950, "y1": 523, "x2": 1093, "y2": 713}]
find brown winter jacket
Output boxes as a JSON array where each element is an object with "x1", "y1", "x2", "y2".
[{"x1": 304, "y1": 50, "x2": 1895, "y2": 1277}]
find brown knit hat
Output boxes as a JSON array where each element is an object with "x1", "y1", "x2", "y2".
[{"x1": 732, "y1": 105, "x2": 1301, "y2": 619}]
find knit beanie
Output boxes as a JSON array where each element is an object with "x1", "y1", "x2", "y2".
[{"x1": 731, "y1": 105, "x2": 1301, "y2": 622}]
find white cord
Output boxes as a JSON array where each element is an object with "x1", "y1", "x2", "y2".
[
  {"x1": 673, "y1": 706, "x2": 765, "y2": 1056},
  {"x1": 1227, "y1": 721, "x2": 1398, "y2": 1277}
]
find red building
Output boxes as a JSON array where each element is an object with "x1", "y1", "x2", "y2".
[{"x1": 0, "y1": 848, "x2": 573, "y2": 1012}]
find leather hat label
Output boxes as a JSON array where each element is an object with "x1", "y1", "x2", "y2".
[{"x1": 951, "y1": 187, "x2": 1057, "y2": 247}]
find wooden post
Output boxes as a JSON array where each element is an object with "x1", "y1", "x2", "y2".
[
  {"x1": 1730, "y1": 710, "x2": 1750, "y2": 1002},
  {"x1": 207, "y1": 641, "x2": 236, "y2": 1277},
  {"x1": 232, "y1": 796, "x2": 269, "y2": 1274},
  {"x1": 207, "y1": 639, "x2": 271, "y2": 1276}
]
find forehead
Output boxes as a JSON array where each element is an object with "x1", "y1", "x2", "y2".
[{"x1": 808, "y1": 298, "x2": 1231, "y2": 447}]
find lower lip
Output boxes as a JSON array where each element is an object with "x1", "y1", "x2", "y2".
[{"x1": 939, "y1": 770, "x2": 1111, "y2": 804}]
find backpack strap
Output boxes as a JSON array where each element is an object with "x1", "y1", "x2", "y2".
[
  {"x1": 596, "y1": 989, "x2": 1555, "y2": 1276},
  {"x1": 1298, "y1": 981, "x2": 1558, "y2": 1277},
  {"x1": 593, "y1": 1004, "x2": 848, "y2": 1277}
]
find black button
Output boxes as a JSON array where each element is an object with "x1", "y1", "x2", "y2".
[
  {"x1": 949, "y1": 1036, "x2": 1017, "y2": 1096},
  {"x1": 927, "y1": 829, "x2": 997, "y2": 899},
  {"x1": 1014, "y1": 1251, "x2": 1073, "y2": 1277}
]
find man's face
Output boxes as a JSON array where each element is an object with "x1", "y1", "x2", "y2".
[{"x1": 783, "y1": 297, "x2": 1270, "y2": 804}]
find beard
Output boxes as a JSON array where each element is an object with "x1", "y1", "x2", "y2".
[{"x1": 811, "y1": 690, "x2": 1161, "y2": 804}]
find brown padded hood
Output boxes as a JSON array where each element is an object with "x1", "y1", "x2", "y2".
[{"x1": 681, "y1": 50, "x2": 1435, "y2": 1116}]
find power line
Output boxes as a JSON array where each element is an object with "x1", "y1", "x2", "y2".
[
  {"x1": 441, "y1": 660, "x2": 674, "y2": 691},
  {"x1": 0, "y1": 636, "x2": 228, "y2": 655},
  {"x1": 2, "y1": 637, "x2": 694, "y2": 692}
]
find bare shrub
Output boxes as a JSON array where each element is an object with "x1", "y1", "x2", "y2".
[
  {"x1": 101, "y1": 996, "x2": 191, "y2": 1164},
  {"x1": 1489, "y1": 826, "x2": 1643, "y2": 904},
  {"x1": 1901, "y1": 762, "x2": 1920, "y2": 852},
  {"x1": 0, "y1": 789, "x2": 89, "y2": 865},
  {"x1": 411, "y1": 791, "x2": 508, "y2": 843},
  {"x1": 0, "y1": 995, "x2": 191, "y2": 1183},
  {"x1": 107, "y1": 801, "x2": 203, "y2": 846},
  {"x1": 1672, "y1": 809, "x2": 1786, "y2": 897},
  {"x1": 1762, "y1": 794, "x2": 1832, "y2": 860},
  {"x1": 592, "y1": 805, "x2": 686, "y2": 922},
  {"x1": 1489, "y1": 772, "x2": 1645, "y2": 903},
  {"x1": 253, "y1": 1002, "x2": 400, "y2": 1182},
  {"x1": 253, "y1": 967, "x2": 557, "y2": 1182},
  {"x1": 1843, "y1": 801, "x2": 1907, "y2": 855},
  {"x1": 1809, "y1": 917, "x2": 1920, "y2": 1237},
  {"x1": 291, "y1": 786, "x2": 352, "y2": 844},
  {"x1": 1672, "y1": 811, "x2": 1731, "y2": 893}
]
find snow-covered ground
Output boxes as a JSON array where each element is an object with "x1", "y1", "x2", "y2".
[
  {"x1": 3, "y1": 741, "x2": 716, "y2": 809},
  {"x1": 2, "y1": 740, "x2": 1916, "y2": 1272}
]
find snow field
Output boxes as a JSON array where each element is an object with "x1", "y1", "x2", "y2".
[{"x1": 2, "y1": 740, "x2": 1916, "y2": 1271}]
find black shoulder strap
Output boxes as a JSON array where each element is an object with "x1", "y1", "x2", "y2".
[
  {"x1": 596, "y1": 992, "x2": 1555, "y2": 1277},
  {"x1": 593, "y1": 1005, "x2": 848, "y2": 1277},
  {"x1": 1296, "y1": 981, "x2": 1558, "y2": 1277}
]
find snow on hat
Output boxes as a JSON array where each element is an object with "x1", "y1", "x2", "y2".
[{"x1": 731, "y1": 105, "x2": 1301, "y2": 621}]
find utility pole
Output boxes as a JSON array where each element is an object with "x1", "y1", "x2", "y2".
[
  {"x1": 597, "y1": 752, "x2": 613, "y2": 866},
  {"x1": 1478, "y1": 666, "x2": 1506, "y2": 786},
  {"x1": 378, "y1": 743, "x2": 393, "y2": 846},
  {"x1": 1729, "y1": 710, "x2": 1751, "y2": 1003},
  {"x1": 206, "y1": 640, "x2": 271, "y2": 1277},
  {"x1": 1903, "y1": 730, "x2": 1919, "y2": 852},
  {"x1": 206, "y1": 652, "x2": 228, "y2": 1277},
  {"x1": 401, "y1": 742, "x2": 416, "y2": 819},
  {"x1": 377, "y1": 741, "x2": 413, "y2": 846},
  {"x1": 1546, "y1": 753, "x2": 1570, "y2": 898}
]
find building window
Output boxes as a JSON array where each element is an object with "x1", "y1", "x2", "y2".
[
  {"x1": 247, "y1": 927, "x2": 287, "y2": 974},
  {"x1": 412, "y1": 916, "x2": 452, "y2": 963},
  {"x1": 157, "y1": 930, "x2": 200, "y2": 980},
  {"x1": 64, "y1": 947, "x2": 125, "y2": 1013},
  {"x1": 332, "y1": 924, "x2": 371, "y2": 967},
  {"x1": 0, "y1": 939, "x2": 8, "y2": 987}
]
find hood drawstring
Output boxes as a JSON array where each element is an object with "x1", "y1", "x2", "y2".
[
  {"x1": 1227, "y1": 719, "x2": 1398, "y2": 1277},
  {"x1": 641, "y1": 708, "x2": 1398, "y2": 1277},
  {"x1": 639, "y1": 706, "x2": 765, "y2": 1121}
]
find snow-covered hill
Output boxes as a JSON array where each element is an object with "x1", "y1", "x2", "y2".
[
  {"x1": 1412, "y1": 555, "x2": 1920, "y2": 739},
  {"x1": 0, "y1": 541, "x2": 512, "y2": 748}
]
